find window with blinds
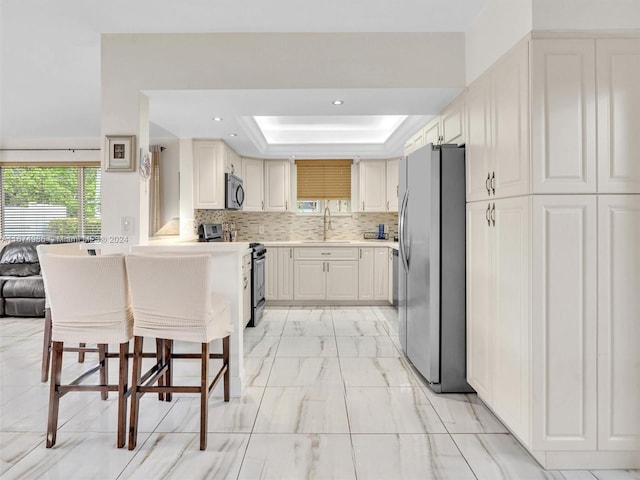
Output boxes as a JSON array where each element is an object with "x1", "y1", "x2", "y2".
[
  {"x1": 295, "y1": 159, "x2": 352, "y2": 213},
  {"x1": 0, "y1": 165, "x2": 101, "y2": 239}
]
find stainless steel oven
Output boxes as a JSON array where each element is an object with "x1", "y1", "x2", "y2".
[{"x1": 247, "y1": 243, "x2": 266, "y2": 327}]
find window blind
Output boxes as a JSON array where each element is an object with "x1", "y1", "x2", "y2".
[
  {"x1": 296, "y1": 159, "x2": 352, "y2": 200},
  {"x1": 0, "y1": 165, "x2": 101, "y2": 239}
]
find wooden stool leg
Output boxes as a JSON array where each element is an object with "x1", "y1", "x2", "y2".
[
  {"x1": 128, "y1": 336, "x2": 144, "y2": 450},
  {"x1": 164, "y1": 339, "x2": 173, "y2": 402},
  {"x1": 46, "y1": 341, "x2": 64, "y2": 448},
  {"x1": 78, "y1": 343, "x2": 86, "y2": 363},
  {"x1": 98, "y1": 344, "x2": 108, "y2": 400},
  {"x1": 116, "y1": 342, "x2": 129, "y2": 449},
  {"x1": 41, "y1": 308, "x2": 52, "y2": 383},
  {"x1": 155, "y1": 338, "x2": 165, "y2": 401},
  {"x1": 223, "y1": 336, "x2": 230, "y2": 402},
  {"x1": 200, "y1": 342, "x2": 209, "y2": 450}
]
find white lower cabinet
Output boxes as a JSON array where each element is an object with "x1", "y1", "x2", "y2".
[
  {"x1": 265, "y1": 248, "x2": 277, "y2": 301},
  {"x1": 265, "y1": 247, "x2": 293, "y2": 301},
  {"x1": 468, "y1": 193, "x2": 640, "y2": 467},
  {"x1": 466, "y1": 196, "x2": 530, "y2": 443},
  {"x1": 293, "y1": 261, "x2": 326, "y2": 300},
  {"x1": 532, "y1": 195, "x2": 597, "y2": 452},
  {"x1": 358, "y1": 247, "x2": 389, "y2": 301},
  {"x1": 597, "y1": 195, "x2": 640, "y2": 451},
  {"x1": 325, "y1": 261, "x2": 359, "y2": 301},
  {"x1": 293, "y1": 247, "x2": 359, "y2": 301}
]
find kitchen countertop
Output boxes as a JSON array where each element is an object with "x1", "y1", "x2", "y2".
[{"x1": 263, "y1": 240, "x2": 399, "y2": 249}]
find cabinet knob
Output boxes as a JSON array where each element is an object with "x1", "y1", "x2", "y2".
[
  {"x1": 491, "y1": 202, "x2": 496, "y2": 227},
  {"x1": 486, "y1": 203, "x2": 491, "y2": 226},
  {"x1": 491, "y1": 171, "x2": 495, "y2": 196},
  {"x1": 485, "y1": 173, "x2": 491, "y2": 195},
  {"x1": 362, "y1": 201, "x2": 365, "y2": 211}
]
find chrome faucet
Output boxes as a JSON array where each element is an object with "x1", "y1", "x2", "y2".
[{"x1": 323, "y1": 204, "x2": 332, "y2": 241}]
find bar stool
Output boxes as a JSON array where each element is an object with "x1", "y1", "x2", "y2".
[
  {"x1": 37, "y1": 242, "x2": 93, "y2": 383},
  {"x1": 39, "y1": 253, "x2": 133, "y2": 448},
  {"x1": 125, "y1": 253, "x2": 231, "y2": 451}
]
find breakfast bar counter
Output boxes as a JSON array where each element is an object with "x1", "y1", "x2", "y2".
[{"x1": 131, "y1": 240, "x2": 251, "y2": 397}]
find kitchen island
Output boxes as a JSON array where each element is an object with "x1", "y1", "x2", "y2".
[{"x1": 131, "y1": 240, "x2": 251, "y2": 397}]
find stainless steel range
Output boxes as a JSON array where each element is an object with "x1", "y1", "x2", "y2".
[{"x1": 247, "y1": 242, "x2": 266, "y2": 327}]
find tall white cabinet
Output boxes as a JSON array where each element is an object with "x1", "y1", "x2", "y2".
[
  {"x1": 264, "y1": 160, "x2": 291, "y2": 212},
  {"x1": 461, "y1": 34, "x2": 640, "y2": 469}
]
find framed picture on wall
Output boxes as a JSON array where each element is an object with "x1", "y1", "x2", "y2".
[{"x1": 105, "y1": 135, "x2": 136, "y2": 172}]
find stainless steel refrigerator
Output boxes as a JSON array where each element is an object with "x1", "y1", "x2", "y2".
[{"x1": 398, "y1": 143, "x2": 473, "y2": 393}]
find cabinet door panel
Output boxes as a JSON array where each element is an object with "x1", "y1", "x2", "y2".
[
  {"x1": 532, "y1": 40, "x2": 596, "y2": 193},
  {"x1": 265, "y1": 248, "x2": 277, "y2": 300},
  {"x1": 277, "y1": 247, "x2": 294, "y2": 301},
  {"x1": 326, "y1": 261, "x2": 359, "y2": 301},
  {"x1": 423, "y1": 119, "x2": 440, "y2": 146},
  {"x1": 492, "y1": 42, "x2": 530, "y2": 198},
  {"x1": 466, "y1": 76, "x2": 492, "y2": 202},
  {"x1": 373, "y1": 248, "x2": 389, "y2": 301},
  {"x1": 358, "y1": 248, "x2": 374, "y2": 300},
  {"x1": 598, "y1": 195, "x2": 640, "y2": 450},
  {"x1": 386, "y1": 159, "x2": 400, "y2": 212},
  {"x1": 264, "y1": 160, "x2": 290, "y2": 211},
  {"x1": 293, "y1": 261, "x2": 325, "y2": 300},
  {"x1": 532, "y1": 195, "x2": 597, "y2": 451},
  {"x1": 492, "y1": 196, "x2": 530, "y2": 444},
  {"x1": 193, "y1": 141, "x2": 224, "y2": 208},
  {"x1": 441, "y1": 96, "x2": 465, "y2": 145},
  {"x1": 359, "y1": 162, "x2": 387, "y2": 212},
  {"x1": 597, "y1": 39, "x2": 640, "y2": 193},
  {"x1": 466, "y1": 201, "x2": 493, "y2": 401},
  {"x1": 242, "y1": 158, "x2": 264, "y2": 211}
]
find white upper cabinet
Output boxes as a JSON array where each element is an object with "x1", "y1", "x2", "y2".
[
  {"x1": 405, "y1": 94, "x2": 465, "y2": 155},
  {"x1": 597, "y1": 39, "x2": 640, "y2": 193},
  {"x1": 359, "y1": 161, "x2": 387, "y2": 212},
  {"x1": 264, "y1": 160, "x2": 291, "y2": 212},
  {"x1": 467, "y1": 41, "x2": 529, "y2": 202},
  {"x1": 241, "y1": 157, "x2": 265, "y2": 211},
  {"x1": 597, "y1": 195, "x2": 640, "y2": 451},
  {"x1": 403, "y1": 129, "x2": 424, "y2": 156},
  {"x1": 385, "y1": 159, "x2": 399, "y2": 212},
  {"x1": 423, "y1": 118, "x2": 441, "y2": 146},
  {"x1": 466, "y1": 75, "x2": 493, "y2": 202},
  {"x1": 193, "y1": 140, "x2": 225, "y2": 209},
  {"x1": 441, "y1": 95, "x2": 465, "y2": 145},
  {"x1": 532, "y1": 39, "x2": 597, "y2": 194},
  {"x1": 492, "y1": 41, "x2": 530, "y2": 199}
]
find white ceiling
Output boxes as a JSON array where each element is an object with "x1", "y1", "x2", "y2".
[{"x1": 0, "y1": 0, "x2": 486, "y2": 158}]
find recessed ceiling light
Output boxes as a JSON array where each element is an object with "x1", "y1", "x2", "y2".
[
  {"x1": 213, "y1": 117, "x2": 223, "y2": 121},
  {"x1": 332, "y1": 100, "x2": 344, "y2": 105},
  {"x1": 228, "y1": 133, "x2": 237, "y2": 137}
]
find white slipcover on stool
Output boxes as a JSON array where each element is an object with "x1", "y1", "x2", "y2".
[
  {"x1": 39, "y1": 253, "x2": 133, "y2": 448},
  {"x1": 125, "y1": 253, "x2": 231, "y2": 451}
]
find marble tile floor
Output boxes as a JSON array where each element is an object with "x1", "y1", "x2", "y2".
[{"x1": 1, "y1": 308, "x2": 638, "y2": 480}]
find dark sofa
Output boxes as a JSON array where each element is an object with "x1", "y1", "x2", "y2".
[
  {"x1": 0, "y1": 241, "x2": 48, "y2": 317},
  {"x1": 0, "y1": 238, "x2": 89, "y2": 317}
]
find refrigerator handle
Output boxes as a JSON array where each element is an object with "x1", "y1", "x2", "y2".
[{"x1": 399, "y1": 189, "x2": 410, "y2": 272}]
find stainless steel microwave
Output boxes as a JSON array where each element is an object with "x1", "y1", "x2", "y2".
[{"x1": 225, "y1": 173, "x2": 245, "y2": 210}]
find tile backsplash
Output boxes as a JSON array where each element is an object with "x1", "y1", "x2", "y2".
[{"x1": 194, "y1": 210, "x2": 398, "y2": 242}]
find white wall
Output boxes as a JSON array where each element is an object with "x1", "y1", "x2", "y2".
[
  {"x1": 465, "y1": 0, "x2": 533, "y2": 84},
  {"x1": 100, "y1": 32, "x2": 466, "y2": 245},
  {"x1": 532, "y1": 0, "x2": 640, "y2": 31}
]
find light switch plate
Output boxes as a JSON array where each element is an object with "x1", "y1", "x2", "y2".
[
  {"x1": 121, "y1": 216, "x2": 134, "y2": 235},
  {"x1": 258, "y1": 225, "x2": 265, "y2": 234}
]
